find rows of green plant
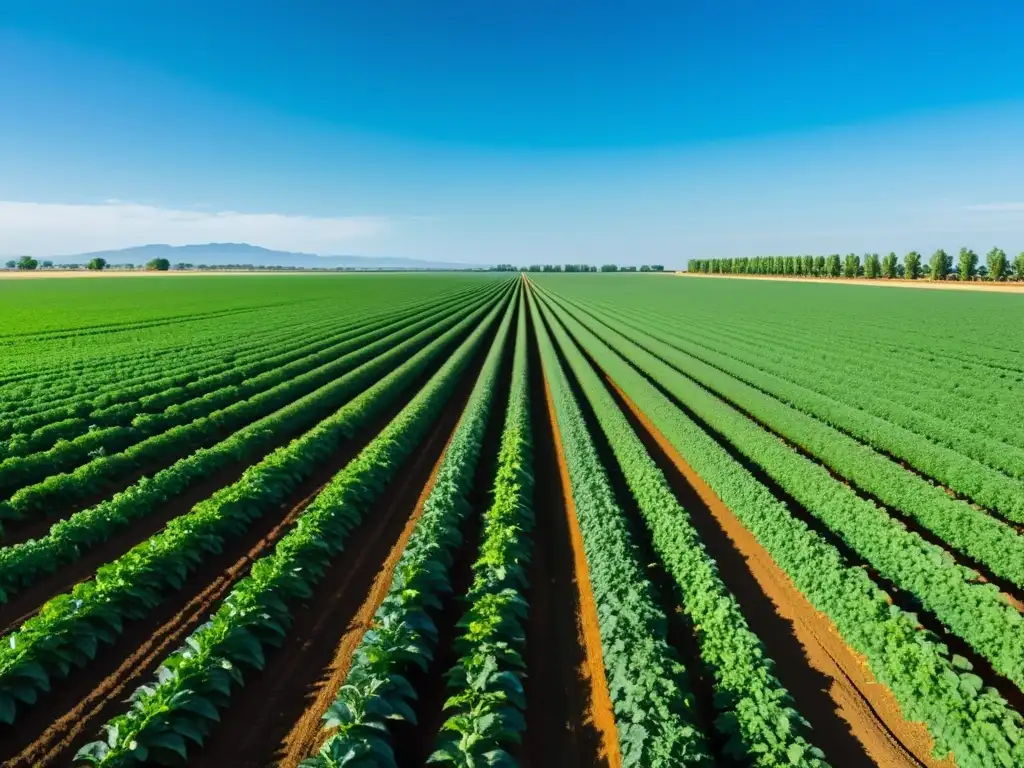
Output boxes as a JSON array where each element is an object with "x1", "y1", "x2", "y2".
[
  {"x1": 596, "y1": 299, "x2": 1024, "y2": 471},
  {"x1": 0, "y1": 289, "x2": 512, "y2": 728},
  {"x1": 533, "y1": 291, "x2": 827, "y2": 767},
  {"x1": 537, "y1": 275, "x2": 1024, "y2": 428},
  {"x1": 0, "y1": 284, "x2": 486, "y2": 447},
  {"x1": 0, "y1": 278, "x2": 484, "y2": 417},
  {"x1": 527, "y1": 289, "x2": 709, "y2": 767},
  {"x1": 586, "y1": 299, "x2": 1024, "y2": 480},
  {"x1": 558, "y1": 299, "x2": 1024, "y2": 584},
  {"x1": 431, "y1": 291, "x2": 533, "y2": 765},
  {"x1": 0, "y1": 291, "x2": 496, "y2": 528},
  {"x1": 301, "y1": 291, "x2": 521, "y2": 768},
  {"x1": 0, "y1": 285, "x2": 491, "y2": 472},
  {"x1": 75, "y1": 285, "x2": 516, "y2": 767},
  {"x1": 545, "y1": 290, "x2": 1024, "y2": 698},
  {"x1": 0, "y1": 294, "x2": 504, "y2": 601},
  {"x1": 0, "y1": 304, "x2": 335, "y2": 424},
  {"x1": 674, "y1": 307, "x2": 1024, "y2": 430},
  {"x1": 529, "y1": 284, "x2": 1024, "y2": 768}
]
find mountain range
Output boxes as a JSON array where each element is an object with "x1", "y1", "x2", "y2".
[{"x1": 53, "y1": 243, "x2": 482, "y2": 271}]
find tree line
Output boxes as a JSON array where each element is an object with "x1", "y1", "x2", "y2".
[
  {"x1": 687, "y1": 249, "x2": 1024, "y2": 281},
  {"x1": 491, "y1": 264, "x2": 666, "y2": 273}
]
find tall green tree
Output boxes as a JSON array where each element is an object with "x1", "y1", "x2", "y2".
[
  {"x1": 904, "y1": 251, "x2": 922, "y2": 279},
  {"x1": 815, "y1": 255, "x2": 826, "y2": 276},
  {"x1": 881, "y1": 252, "x2": 898, "y2": 279},
  {"x1": 802, "y1": 255, "x2": 815, "y2": 276},
  {"x1": 986, "y1": 247, "x2": 1008, "y2": 281},
  {"x1": 1014, "y1": 252, "x2": 1024, "y2": 281},
  {"x1": 842, "y1": 253, "x2": 860, "y2": 278},
  {"x1": 956, "y1": 248, "x2": 978, "y2": 281},
  {"x1": 864, "y1": 253, "x2": 881, "y2": 278},
  {"x1": 145, "y1": 257, "x2": 171, "y2": 271},
  {"x1": 826, "y1": 254, "x2": 842, "y2": 277},
  {"x1": 17, "y1": 256, "x2": 37, "y2": 271},
  {"x1": 87, "y1": 257, "x2": 107, "y2": 271},
  {"x1": 929, "y1": 249, "x2": 951, "y2": 280}
]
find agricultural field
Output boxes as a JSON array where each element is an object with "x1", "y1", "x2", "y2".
[{"x1": 0, "y1": 272, "x2": 1022, "y2": 768}]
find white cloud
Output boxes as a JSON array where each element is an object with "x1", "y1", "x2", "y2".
[
  {"x1": 0, "y1": 200, "x2": 390, "y2": 256},
  {"x1": 964, "y1": 202, "x2": 1024, "y2": 212}
]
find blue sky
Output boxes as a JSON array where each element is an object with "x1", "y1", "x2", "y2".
[{"x1": 2, "y1": 1, "x2": 1023, "y2": 266}]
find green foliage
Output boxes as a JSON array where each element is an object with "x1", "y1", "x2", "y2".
[
  {"x1": 985, "y1": 247, "x2": 1007, "y2": 281},
  {"x1": 957, "y1": 248, "x2": 979, "y2": 281},
  {"x1": 17, "y1": 256, "x2": 37, "y2": 271},
  {"x1": 533, "y1": 291, "x2": 827, "y2": 767},
  {"x1": 530, "y1": 276, "x2": 1024, "y2": 768},
  {"x1": 527, "y1": 289, "x2": 710, "y2": 767},
  {"x1": 0, "y1": 292, "x2": 511, "y2": 730},
  {"x1": 881, "y1": 252, "x2": 898, "y2": 278},
  {"x1": 301, "y1": 292, "x2": 518, "y2": 768},
  {"x1": 432, "y1": 296, "x2": 533, "y2": 766},
  {"x1": 929, "y1": 249, "x2": 951, "y2": 280},
  {"x1": 74, "y1": 290, "x2": 514, "y2": 766},
  {"x1": 87, "y1": 257, "x2": 107, "y2": 271},
  {"x1": 145, "y1": 258, "x2": 171, "y2": 271},
  {"x1": 842, "y1": 253, "x2": 860, "y2": 278}
]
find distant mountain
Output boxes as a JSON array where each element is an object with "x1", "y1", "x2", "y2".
[{"x1": 55, "y1": 243, "x2": 483, "y2": 271}]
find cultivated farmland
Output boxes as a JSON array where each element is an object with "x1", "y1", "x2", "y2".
[{"x1": 0, "y1": 273, "x2": 1021, "y2": 767}]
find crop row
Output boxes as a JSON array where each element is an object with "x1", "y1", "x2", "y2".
[
  {"x1": 76, "y1": 283, "x2": 515, "y2": 766},
  {"x1": 544, "y1": 290, "x2": 1024, "y2": 699},
  {"x1": 0, "y1": 288, "x2": 505, "y2": 603},
  {"x1": 533, "y1": 290, "x2": 826, "y2": 767},
  {"x1": 431, "y1": 290, "x2": 535, "y2": 766},
  {"x1": 0, "y1": 285, "x2": 494, "y2": 483},
  {"x1": 304, "y1": 289, "x2": 521, "y2": 767},
  {"x1": 530, "y1": 280, "x2": 1024, "y2": 768},
  {"x1": 527, "y1": 288, "x2": 709, "y2": 766},
  {"x1": 0, "y1": 288, "x2": 511, "y2": 728},
  {"x1": 0, "y1": 283, "x2": 486, "y2": 445},
  {"x1": 559, "y1": 300, "x2": 1024, "y2": 584},
  {"x1": 602, "y1": 301, "x2": 1024, "y2": 474},
  {"x1": 0, "y1": 290, "x2": 490, "y2": 531}
]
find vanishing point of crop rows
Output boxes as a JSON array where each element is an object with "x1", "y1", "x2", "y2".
[{"x1": 0, "y1": 273, "x2": 1021, "y2": 768}]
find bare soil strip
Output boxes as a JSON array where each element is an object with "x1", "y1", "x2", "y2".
[
  {"x1": 677, "y1": 272, "x2": 1024, "y2": 294},
  {"x1": 0, "y1": 371, "x2": 442, "y2": 768},
  {"x1": 607, "y1": 376, "x2": 952, "y2": 768}
]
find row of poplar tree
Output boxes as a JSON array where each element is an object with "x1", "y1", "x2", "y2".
[{"x1": 687, "y1": 248, "x2": 1024, "y2": 281}]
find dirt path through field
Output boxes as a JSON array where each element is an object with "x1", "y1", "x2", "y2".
[{"x1": 607, "y1": 377, "x2": 952, "y2": 768}]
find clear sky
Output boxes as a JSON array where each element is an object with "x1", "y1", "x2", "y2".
[{"x1": 2, "y1": 1, "x2": 1024, "y2": 266}]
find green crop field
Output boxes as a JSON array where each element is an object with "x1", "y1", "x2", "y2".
[{"x1": 0, "y1": 272, "x2": 1021, "y2": 768}]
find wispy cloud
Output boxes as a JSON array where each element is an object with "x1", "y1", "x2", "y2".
[
  {"x1": 964, "y1": 202, "x2": 1024, "y2": 212},
  {"x1": 0, "y1": 200, "x2": 390, "y2": 256}
]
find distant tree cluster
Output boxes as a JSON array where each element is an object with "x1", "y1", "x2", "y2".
[
  {"x1": 687, "y1": 248, "x2": 1024, "y2": 282},
  {"x1": 489, "y1": 263, "x2": 663, "y2": 273}
]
